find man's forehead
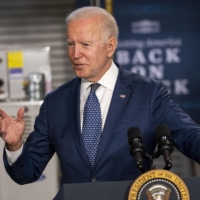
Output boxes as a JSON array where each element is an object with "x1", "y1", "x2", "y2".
[
  {"x1": 67, "y1": 16, "x2": 103, "y2": 31},
  {"x1": 67, "y1": 21, "x2": 103, "y2": 40},
  {"x1": 68, "y1": 15, "x2": 102, "y2": 24},
  {"x1": 68, "y1": 18, "x2": 101, "y2": 28}
]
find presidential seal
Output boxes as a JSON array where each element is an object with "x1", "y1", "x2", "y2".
[{"x1": 128, "y1": 169, "x2": 190, "y2": 200}]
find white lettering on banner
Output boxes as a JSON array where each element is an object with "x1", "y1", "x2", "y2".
[
  {"x1": 174, "y1": 79, "x2": 189, "y2": 95},
  {"x1": 116, "y1": 50, "x2": 130, "y2": 65},
  {"x1": 118, "y1": 39, "x2": 146, "y2": 49},
  {"x1": 161, "y1": 79, "x2": 189, "y2": 95},
  {"x1": 132, "y1": 49, "x2": 147, "y2": 64},
  {"x1": 118, "y1": 38, "x2": 182, "y2": 48},
  {"x1": 149, "y1": 65, "x2": 164, "y2": 79},
  {"x1": 146, "y1": 38, "x2": 182, "y2": 47},
  {"x1": 131, "y1": 65, "x2": 146, "y2": 76},
  {"x1": 165, "y1": 48, "x2": 181, "y2": 63},
  {"x1": 131, "y1": 65, "x2": 164, "y2": 79},
  {"x1": 116, "y1": 48, "x2": 181, "y2": 66},
  {"x1": 148, "y1": 48, "x2": 163, "y2": 64},
  {"x1": 115, "y1": 37, "x2": 186, "y2": 96},
  {"x1": 130, "y1": 66, "x2": 189, "y2": 95},
  {"x1": 116, "y1": 37, "x2": 189, "y2": 95}
]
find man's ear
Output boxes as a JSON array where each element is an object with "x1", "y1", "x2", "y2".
[{"x1": 107, "y1": 37, "x2": 117, "y2": 58}]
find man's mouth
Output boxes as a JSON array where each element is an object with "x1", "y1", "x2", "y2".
[{"x1": 73, "y1": 64, "x2": 85, "y2": 69}]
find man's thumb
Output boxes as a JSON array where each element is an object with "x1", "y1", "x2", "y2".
[{"x1": 17, "y1": 107, "x2": 25, "y2": 121}]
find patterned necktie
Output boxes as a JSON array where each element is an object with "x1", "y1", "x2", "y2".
[{"x1": 82, "y1": 83, "x2": 102, "y2": 168}]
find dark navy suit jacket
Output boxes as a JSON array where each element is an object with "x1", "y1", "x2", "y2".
[{"x1": 3, "y1": 66, "x2": 200, "y2": 185}]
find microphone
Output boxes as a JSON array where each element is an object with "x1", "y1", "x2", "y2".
[
  {"x1": 128, "y1": 127, "x2": 146, "y2": 173},
  {"x1": 155, "y1": 124, "x2": 174, "y2": 170}
]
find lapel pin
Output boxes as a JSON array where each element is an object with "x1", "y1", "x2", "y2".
[{"x1": 120, "y1": 94, "x2": 126, "y2": 98}]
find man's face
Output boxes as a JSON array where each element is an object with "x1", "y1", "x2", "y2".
[{"x1": 67, "y1": 17, "x2": 115, "y2": 82}]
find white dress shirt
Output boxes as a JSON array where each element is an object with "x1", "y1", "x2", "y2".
[
  {"x1": 6, "y1": 61, "x2": 119, "y2": 165},
  {"x1": 80, "y1": 61, "x2": 119, "y2": 131}
]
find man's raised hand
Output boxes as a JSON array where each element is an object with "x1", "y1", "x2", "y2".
[{"x1": 0, "y1": 107, "x2": 25, "y2": 151}]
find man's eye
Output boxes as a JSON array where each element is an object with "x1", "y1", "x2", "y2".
[
  {"x1": 67, "y1": 43, "x2": 74, "y2": 46},
  {"x1": 83, "y1": 43, "x2": 89, "y2": 47}
]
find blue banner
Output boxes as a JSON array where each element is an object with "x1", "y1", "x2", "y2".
[
  {"x1": 75, "y1": 0, "x2": 200, "y2": 124},
  {"x1": 113, "y1": 0, "x2": 200, "y2": 124}
]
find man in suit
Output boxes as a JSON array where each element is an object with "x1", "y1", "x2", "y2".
[{"x1": 0, "y1": 6, "x2": 200, "y2": 186}]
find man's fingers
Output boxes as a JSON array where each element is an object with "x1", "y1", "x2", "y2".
[
  {"x1": 17, "y1": 107, "x2": 25, "y2": 121},
  {"x1": 0, "y1": 109, "x2": 8, "y2": 119},
  {"x1": 0, "y1": 131, "x2": 6, "y2": 139},
  {"x1": 0, "y1": 109, "x2": 6, "y2": 133}
]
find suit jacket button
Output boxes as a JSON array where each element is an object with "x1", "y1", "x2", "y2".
[{"x1": 91, "y1": 177, "x2": 96, "y2": 182}]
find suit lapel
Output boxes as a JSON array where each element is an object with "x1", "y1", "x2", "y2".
[
  {"x1": 68, "y1": 68, "x2": 134, "y2": 170},
  {"x1": 67, "y1": 78, "x2": 91, "y2": 168},
  {"x1": 94, "y1": 68, "x2": 132, "y2": 169}
]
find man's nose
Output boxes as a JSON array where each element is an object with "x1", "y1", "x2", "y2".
[{"x1": 74, "y1": 45, "x2": 82, "y2": 59}]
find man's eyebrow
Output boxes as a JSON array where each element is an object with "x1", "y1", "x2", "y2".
[
  {"x1": 66, "y1": 39, "x2": 94, "y2": 43},
  {"x1": 82, "y1": 40, "x2": 93, "y2": 43}
]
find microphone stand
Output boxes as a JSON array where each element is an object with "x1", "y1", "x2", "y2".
[
  {"x1": 135, "y1": 152, "x2": 155, "y2": 173},
  {"x1": 152, "y1": 150, "x2": 172, "y2": 170}
]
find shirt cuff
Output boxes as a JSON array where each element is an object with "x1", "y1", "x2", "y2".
[{"x1": 5, "y1": 144, "x2": 23, "y2": 166}]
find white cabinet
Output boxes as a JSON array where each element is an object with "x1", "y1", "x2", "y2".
[
  {"x1": 0, "y1": 51, "x2": 9, "y2": 100},
  {"x1": 0, "y1": 101, "x2": 59, "y2": 200}
]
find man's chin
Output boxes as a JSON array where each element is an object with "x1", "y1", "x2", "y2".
[{"x1": 75, "y1": 71, "x2": 86, "y2": 79}]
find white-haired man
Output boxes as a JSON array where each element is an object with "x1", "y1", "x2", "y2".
[{"x1": 1, "y1": 6, "x2": 200, "y2": 186}]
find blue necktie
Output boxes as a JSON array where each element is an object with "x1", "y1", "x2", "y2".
[{"x1": 82, "y1": 83, "x2": 102, "y2": 168}]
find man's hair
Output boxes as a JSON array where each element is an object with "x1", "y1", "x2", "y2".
[{"x1": 66, "y1": 6, "x2": 119, "y2": 44}]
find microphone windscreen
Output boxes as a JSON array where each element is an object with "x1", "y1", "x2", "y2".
[
  {"x1": 155, "y1": 124, "x2": 171, "y2": 140},
  {"x1": 128, "y1": 127, "x2": 142, "y2": 144}
]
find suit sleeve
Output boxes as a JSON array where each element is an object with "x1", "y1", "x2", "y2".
[
  {"x1": 3, "y1": 95, "x2": 55, "y2": 185},
  {"x1": 149, "y1": 81, "x2": 200, "y2": 164}
]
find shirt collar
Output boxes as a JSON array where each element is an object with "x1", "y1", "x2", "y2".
[{"x1": 80, "y1": 61, "x2": 119, "y2": 94}]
